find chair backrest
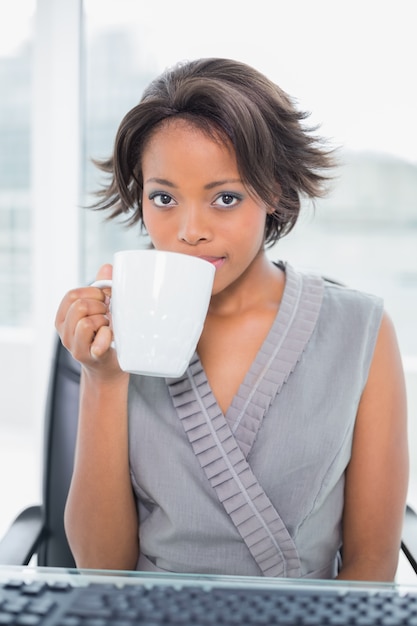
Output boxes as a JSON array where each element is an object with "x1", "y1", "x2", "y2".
[{"x1": 38, "y1": 335, "x2": 81, "y2": 567}]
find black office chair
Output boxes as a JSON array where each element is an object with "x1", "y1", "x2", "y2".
[{"x1": 0, "y1": 335, "x2": 416, "y2": 576}]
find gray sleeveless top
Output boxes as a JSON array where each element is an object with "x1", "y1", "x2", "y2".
[{"x1": 128, "y1": 263, "x2": 383, "y2": 579}]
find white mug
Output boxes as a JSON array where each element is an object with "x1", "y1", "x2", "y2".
[{"x1": 92, "y1": 249, "x2": 215, "y2": 377}]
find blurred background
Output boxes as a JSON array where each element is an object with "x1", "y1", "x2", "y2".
[{"x1": 0, "y1": 0, "x2": 416, "y2": 579}]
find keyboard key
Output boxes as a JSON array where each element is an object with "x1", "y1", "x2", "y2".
[{"x1": 55, "y1": 618, "x2": 81, "y2": 626}]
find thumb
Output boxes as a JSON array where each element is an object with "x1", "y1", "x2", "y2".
[{"x1": 95, "y1": 263, "x2": 113, "y2": 281}]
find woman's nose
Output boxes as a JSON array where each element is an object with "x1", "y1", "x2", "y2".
[{"x1": 177, "y1": 206, "x2": 212, "y2": 245}]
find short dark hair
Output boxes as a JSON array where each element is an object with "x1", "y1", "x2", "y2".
[{"x1": 92, "y1": 57, "x2": 336, "y2": 246}]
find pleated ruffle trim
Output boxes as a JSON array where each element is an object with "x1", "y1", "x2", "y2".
[{"x1": 167, "y1": 263, "x2": 324, "y2": 577}]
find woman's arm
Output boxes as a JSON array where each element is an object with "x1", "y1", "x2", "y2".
[
  {"x1": 337, "y1": 312, "x2": 409, "y2": 581},
  {"x1": 56, "y1": 265, "x2": 139, "y2": 570},
  {"x1": 64, "y1": 367, "x2": 139, "y2": 570}
]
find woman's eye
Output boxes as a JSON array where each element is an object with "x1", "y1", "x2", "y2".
[
  {"x1": 214, "y1": 193, "x2": 241, "y2": 208},
  {"x1": 149, "y1": 193, "x2": 175, "y2": 207}
]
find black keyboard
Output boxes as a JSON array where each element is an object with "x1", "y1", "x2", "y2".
[{"x1": 1, "y1": 570, "x2": 417, "y2": 626}]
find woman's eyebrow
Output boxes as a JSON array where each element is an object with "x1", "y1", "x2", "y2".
[
  {"x1": 204, "y1": 178, "x2": 242, "y2": 190},
  {"x1": 144, "y1": 177, "x2": 177, "y2": 188},
  {"x1": 144, "y1": 177, "x2": 242, "y2": 189}
]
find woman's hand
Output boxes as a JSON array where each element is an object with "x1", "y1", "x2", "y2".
[{"x1": 55, "y1": 264, "x2": 121, "y2": 377}]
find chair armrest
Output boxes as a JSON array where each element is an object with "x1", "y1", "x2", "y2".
[
  {"x1": 0, "y1": 505, "x2": 44, "y2": 566},
  {"x1": 401, "y1": 504, "x2": 417, "y2": 575}
]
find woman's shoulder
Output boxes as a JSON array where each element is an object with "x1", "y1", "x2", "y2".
[
  {"x1": 280, "y1": 261, "x2": 384, "y2": 313},
  {"x1": 279, "y1": 261, "x2": 385, "y2": 340},
  {"x1": 320, "y1": 272, "x2": 384, "y2": 316}
]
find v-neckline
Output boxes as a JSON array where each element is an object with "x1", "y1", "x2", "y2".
[{"x1": 168, "y1": 263, "x2": 324, "y2": 459}]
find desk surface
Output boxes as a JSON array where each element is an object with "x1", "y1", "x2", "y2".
[{"x1": 1, "y1": 563, "x2": 417, "y2": 591}]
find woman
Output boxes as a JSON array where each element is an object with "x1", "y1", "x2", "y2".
[{"x1": 56, "y1": 58, "x2": 408, "y2": 580}]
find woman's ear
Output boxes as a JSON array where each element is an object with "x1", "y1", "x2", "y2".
[{"x1": 266, "y1": 183, "x2": 282, "y2": 214}]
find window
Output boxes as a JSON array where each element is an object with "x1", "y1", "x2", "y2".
[
  {"x1": 0, "y1": 1, "x2": 34, "y2": 325},
  {"x1": 82, "y1": 0, "x2": 417, "y2": 358},
  {"x1": 0, "y1": 0, "x2": 36, "y2": 539}
]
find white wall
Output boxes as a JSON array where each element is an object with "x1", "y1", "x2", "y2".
[{"x1": 1, "y1": 329, "x2": 34, "y2": 427}]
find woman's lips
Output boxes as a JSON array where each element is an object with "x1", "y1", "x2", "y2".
[{"x1": 200, "y1": 256, "x2": 225, "y2": 270}]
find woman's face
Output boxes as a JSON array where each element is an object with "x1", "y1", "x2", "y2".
[{"x1": 141, "y1": 119, "x2": 270, "y2": 297}]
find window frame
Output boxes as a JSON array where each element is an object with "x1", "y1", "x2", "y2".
[{"x1": 31, "y1": 0, "x2": 83, "y2": 423}]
